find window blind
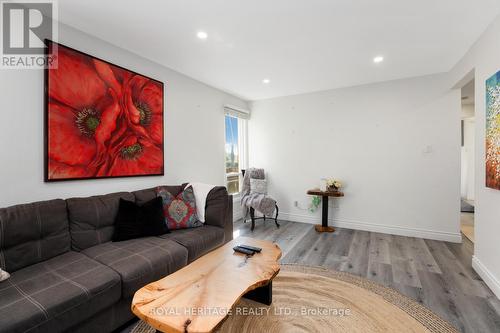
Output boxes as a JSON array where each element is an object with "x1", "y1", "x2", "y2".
[{"x1": 224, "y1": 104, "x2": 250, "y2": 119}]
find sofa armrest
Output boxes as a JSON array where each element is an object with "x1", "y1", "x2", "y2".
[
  {"x1": 204, "y1": 187, "x2": 233, "y2": 243},
  {"x1": 224, "y1": 196, "x2": 233, "y2": 243}
]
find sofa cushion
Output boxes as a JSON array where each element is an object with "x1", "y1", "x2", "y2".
[
  {"x1": 0, "y1": 251, "x2": 121, "y2": 333},
  {"x1": 160, "y1": 225, "x2": 224, "y2": 262},
  {"x1": 133, "y1": 184, "x2": 187, "y2": 206},
  {"x1": 67, "y1": 192, "x2": 134, "y2": 251},
  {"x1": 0, "y1": 199, "x2": 70, "y2": 272},
  {"x1": 82, "y1": 237, "x2": 188, "y2": 298}
]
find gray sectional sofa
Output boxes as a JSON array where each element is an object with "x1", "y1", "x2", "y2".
[{"x1": 0, "y1": 185, "x2": 233, "y2": 333}]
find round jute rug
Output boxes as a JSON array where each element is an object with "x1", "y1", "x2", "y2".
[{"x1": 132, "y1": 264, "x2": 458, "y2": 333}]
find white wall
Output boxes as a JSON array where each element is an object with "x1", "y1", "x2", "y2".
[
  {"x1": 449, "y1": 14, "x2": 500, "y2": 299},
  {"x1": 249, "y1": 74, "x2": 462, "y2": 242},
  {"x1": 0, "y1": 23, "x2": 248, "y2": 207},
  {"x1": 460, "y1": 115, "x2": 475, "y2": 201}
]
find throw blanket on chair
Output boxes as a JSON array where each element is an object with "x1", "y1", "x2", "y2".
[{"x1": 241, "y1": 168, "x2": 276, "y2": 217}]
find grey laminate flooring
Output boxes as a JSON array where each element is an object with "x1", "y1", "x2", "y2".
[
  {"x1": 234, "y1": 219, "x2": 500, "y2": 333},
  {"x1": 121, "y1": 219, "x2": 500, "y2": 333}
]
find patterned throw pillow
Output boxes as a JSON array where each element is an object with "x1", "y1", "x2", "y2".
[
  {"x1": 157, "y1": 186, "x2": 202, "y2": 230},
  {"x1": 250, "y1": 178, "x2": 268, "y2": 195}
]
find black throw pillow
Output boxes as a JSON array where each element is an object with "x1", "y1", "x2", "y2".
[
  {"x1": 140, "y1": 196, "x2": 170, "y2": 237},
  {"x1": 113, "y1": 197, "x2": 169, "y2": 242}
]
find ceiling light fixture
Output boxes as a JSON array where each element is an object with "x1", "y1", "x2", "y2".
[
  {"x1": 373, "y1": 56, "x2": 384, "y2": 63},
  {"x1": 197, "y1": 31, "x2": 208, "y2": 40},
  {"x1": 262, "y1": 78, "x2": 270, "y2": 84}
]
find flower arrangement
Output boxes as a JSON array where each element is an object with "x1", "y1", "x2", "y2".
[{"x1": 326, "y1": 178, "x2": 342, "y2": 191}]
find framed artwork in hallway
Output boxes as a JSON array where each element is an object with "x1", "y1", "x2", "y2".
[
  {"x1": 486, "y1": 70, "x2": 500, "y2": 190},
  {"x1": 44, "y1": 41, "x2": 164, "y2": 181}
]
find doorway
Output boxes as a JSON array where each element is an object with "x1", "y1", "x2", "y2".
[{"x1": 460, "y1": 79, "x2": 475, "y2": 243}]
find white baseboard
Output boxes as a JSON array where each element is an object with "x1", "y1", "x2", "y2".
[
  {"x1": 472, "y1": 256, "x2": 500, "y2": 299},
  {"x1": 278, "y1": 212, "x2": 462, "y2": 243}
]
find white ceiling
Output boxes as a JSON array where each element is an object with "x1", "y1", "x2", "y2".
[{"x1": 57, "y1": 0, "x2": 500, "y2": 101}]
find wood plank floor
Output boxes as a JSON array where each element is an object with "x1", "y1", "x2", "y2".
[
  {"x1": 234, "y1": 218, "x2": 500, "y2": 333},
  {"x1": 461, "y1": 212, "x2": 475, "y2": 243}
]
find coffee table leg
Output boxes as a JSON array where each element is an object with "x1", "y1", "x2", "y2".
[{"x1": 243, "y1": 281, "x2": 272, "y2": 305}]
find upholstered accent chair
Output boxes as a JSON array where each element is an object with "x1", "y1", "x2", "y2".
[{"x1": 241, "y1": 168, "x2": 279, "y2": 231}]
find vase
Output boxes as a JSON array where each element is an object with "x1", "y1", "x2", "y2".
[
  {"x1": 327, "y1": 186, "x2": 339, "y2": 192},
  {"x1": 319, "y1": 179, "x2": 327, "y2": 191}
]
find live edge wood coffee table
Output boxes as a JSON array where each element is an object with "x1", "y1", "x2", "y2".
[
  {"x1": 132, "y1": 237, "x2": 282, "y2": 333},
  {"x1": 307, "y1": 189, "x2": 344, "y2": 233}
]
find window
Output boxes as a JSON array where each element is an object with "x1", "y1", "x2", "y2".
[
  {"x1": 224, "y1": 106, "x2": 249, "y2": 195},
  {"x1": 225, "y1": 115, "x2": 239, "y2": 194}
]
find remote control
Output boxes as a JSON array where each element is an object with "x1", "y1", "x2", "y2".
[
  {"x1": 239, "y1": 244, "x2": 262, "y2": 253},
  {"x1": 233, "y1": 246, "x2": 255, "y2": 255}
]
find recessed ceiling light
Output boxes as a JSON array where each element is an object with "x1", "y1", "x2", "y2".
[
  {"x1": 197, "y1": 31, "x2": 208, "y2": 40},
  {"x1": 262, "y1": 78, "x2": 270, "y2": 84},
  {"x1": 373, "y1": 56, "x2": 384, "y2": 63}
]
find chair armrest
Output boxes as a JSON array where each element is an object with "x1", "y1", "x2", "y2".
[{"x1": 204, "y1": 187, "x2": 233, "y2": 243}]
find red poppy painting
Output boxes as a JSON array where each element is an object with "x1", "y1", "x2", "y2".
[{"x1": 45, "y1": 41, "x2": 164, "y2": 181}]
